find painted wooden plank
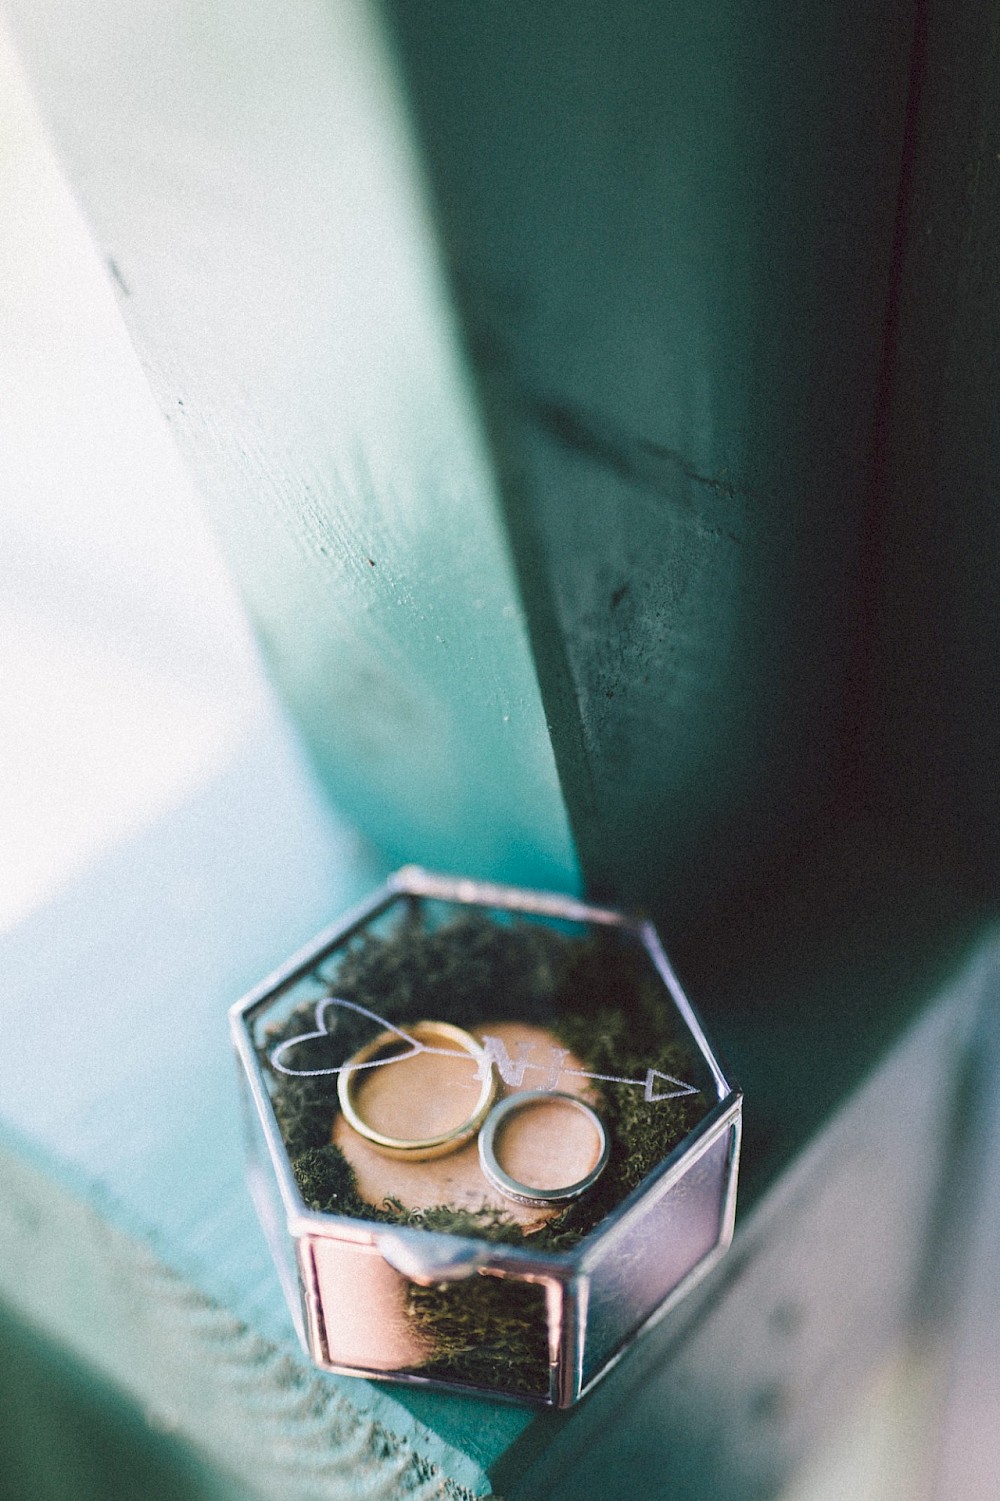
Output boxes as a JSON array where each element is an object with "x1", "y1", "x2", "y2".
[
  {"x1": 0, "y1": 1302, "x2": 250, "y2": 1501},
  {"x1": 383, "y1": 0, "x2": 916, "y2": 919},
  {"x1": 2, "y1": 0, "x2": 577, "y2": 894},
  {"x1": 0, "y1": 716, "x2": 521, "y2": 1500}
]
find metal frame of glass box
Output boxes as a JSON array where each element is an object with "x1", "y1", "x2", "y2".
[{"x1": 230, "y1": 866, "x2": 742, "y2": 1407}]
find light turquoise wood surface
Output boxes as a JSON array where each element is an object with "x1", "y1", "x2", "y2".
[
  {"x1": 0, "y1": 708, "x2": 529, "y2": 1498},
  {"x1": 3, "y1": 0, "x2": 577, "y2": 894},
  {"x1": 0, "y1": 1302, "x2": 250, "y2": 1501},
  {"x1": 0, "y1": 21, "x2": 541, "y2": 1487}
]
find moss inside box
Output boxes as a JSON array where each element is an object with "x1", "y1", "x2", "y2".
[{"x1": 261, "y1": 907, "x2": 706, "y2": 1393}]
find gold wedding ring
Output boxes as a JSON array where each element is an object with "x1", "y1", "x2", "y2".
[{"x1": 337, "y1": 1019, "x2": 497, "y2": 1160}]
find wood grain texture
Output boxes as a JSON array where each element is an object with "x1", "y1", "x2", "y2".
[
  {"x1": 3, "y1": 0, "x2": 577, "y2": 893},
  {"x1": 383, "y1": 0, "x2": 916, "y2": 918},
  {"x1": 0, "y1": 1151, "x2": 479, "y2": 1501},
  {"x1": 0, "y1": 1302, "x2": 251, "y2": 1501}
]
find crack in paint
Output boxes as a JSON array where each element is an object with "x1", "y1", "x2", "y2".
[{"x1": 531, "y1": 395, "x2": 750, "y2": 503}]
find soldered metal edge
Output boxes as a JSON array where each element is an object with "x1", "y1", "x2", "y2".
[{"x1": 230, "y1": 866, "x2": 742, "y2": 1406}]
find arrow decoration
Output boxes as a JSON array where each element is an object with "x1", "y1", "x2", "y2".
[{"x1": 270, "y1": 997, "x2": 701, "y2": 1105}]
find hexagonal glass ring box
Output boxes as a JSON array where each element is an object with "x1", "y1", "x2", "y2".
[{"x1": 230, "y1": 867, "x2": 741, "y2": 1406}]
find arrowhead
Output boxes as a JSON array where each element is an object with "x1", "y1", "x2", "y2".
[{"x1": 644, "y1": 1067, "x2": 700, "y2": 1102}]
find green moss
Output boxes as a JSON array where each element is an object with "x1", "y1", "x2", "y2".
[
  {"x1": 291, "y1": 1143, "x2": 374, "y2": 1218},
  {"x1": 547, "y1": 943, "x2": 702, "y2": 1232},
  {"x1": 265, "y1": 908, "x2": 705, "y2": 1247},
  {"x1": 406, "y1": 1276, "x2": 550, "y2": 1397},
  {"x1": 292, "y1": 1144, "x2": 536, "y2": 1244}
]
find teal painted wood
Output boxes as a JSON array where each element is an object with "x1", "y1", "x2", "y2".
[
  {"x1": 0, "y1": 1303, "x2": 250, "y2": 1501},
  {"x1": 3, "y1": 0, "x2": 577, "y2": 895},
  {"x1": 0, "y1": 712, "x2": 525, "y2": 1499},
  {"x1": 383, "y1": 0, "x2": 916, "y2": 917}
]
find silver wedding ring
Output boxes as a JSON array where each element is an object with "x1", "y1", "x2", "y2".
[{"x1": 477, "y1": 1091, "x2": 609, "y2": 1208}]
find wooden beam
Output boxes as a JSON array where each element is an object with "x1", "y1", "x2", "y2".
[
  {"x1": 3, "y1": 0, "x2": 577, "y2": 891},
  {"x1": 384, "y1": 0, "x2": 916, "y2": 918}
]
